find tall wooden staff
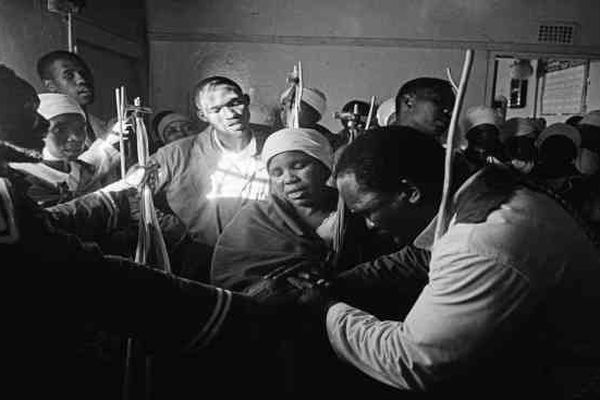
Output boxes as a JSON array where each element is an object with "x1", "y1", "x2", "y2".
[
  {"x1": 121, "y1": 95, "x2": 171, "y2": 400},
  {"x1": 132, "y1": 96, "x2": 171, "y2": 270},
  {"x1": 115, "y1": 86, "x2": 127, "y2": 179},
  {"x1": 284, "y1": 61, "x2": 303, "y2": 129},
  {"x1": 434, "y1": 49, "x2": 474, "y2": 243}
]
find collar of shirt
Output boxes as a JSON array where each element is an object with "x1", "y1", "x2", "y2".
[
  {"x1": 413, "y1": 169, "x2": 487, "y2": 251},
  {"x1": 211, "y1": 128, "x2": 257, "y2": 160}
]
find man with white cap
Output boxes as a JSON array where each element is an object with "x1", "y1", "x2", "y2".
[
  {"x1": 499, "y1": 117, "x2": 540, "y2": 143},
  {"x1": 460, "y1": 105, "x2": 505, "y2": 173},
  {"x1": 280, "y1": 86, "x2": 337, "y2": 148},
  {"x1": 8, "y1": 93, "x2": 106, "y2": 206},
  {"x1": 531, "y1": 123, "x2": 583, "y2": 194},
  {"x1": 499, "y1": 117, "x2": 541, "y2": 174}
]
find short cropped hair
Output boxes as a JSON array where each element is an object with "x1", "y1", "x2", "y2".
[
  {"x1": 335, "y1": 126, "x2": 445, "y2": 201},
  {"x1": 36, "y1": 50, "x2": 90, "y2": 81},
  {"x1": 395, "y1": 77, "x2": 454, "y2": 114},
  {"x1": 192, "y1": 76, "x2": 243, "y2": 109}
]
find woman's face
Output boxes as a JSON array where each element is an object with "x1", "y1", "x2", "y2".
[
  {"x1": 162, "y1": 119, "x2": 195, "y2": 144},
  {"x1": 44, "y1": 113, "x2": 86, "y2": 160},
  {"x1": 268, "y1": 150, "x2": 330, "y2": 208}
]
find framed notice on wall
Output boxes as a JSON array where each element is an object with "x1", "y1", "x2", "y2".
[{"x1": 540, "y1": 59, "x2": 588, "y2": 116}]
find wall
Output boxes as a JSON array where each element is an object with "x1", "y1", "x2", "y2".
[
  {"x1": 146, "y1": 0, "x2": 600, "y2": 131},
  {"x1": 0, "y1": 0, "x2": 148, "y2": 122},
  {"x1": 0, "y1": 1, "x2": 66, "y2": 88},
  {"x1": 588, "y1": 60, "x2": 600, "y2": 112}
]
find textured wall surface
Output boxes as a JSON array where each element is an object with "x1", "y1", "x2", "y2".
[
  {"x1": 146, "y1": 0, "x2": 600, "y2": 47},
  {"x1": 0, "y1": 1, "x2": 67, "y2": 91}
]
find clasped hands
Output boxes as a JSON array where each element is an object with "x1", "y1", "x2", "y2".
[{"x1": 247, "y1": 267, "x2": 336, "y2": 316}]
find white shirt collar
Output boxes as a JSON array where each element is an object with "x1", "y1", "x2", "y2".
[{"x1": 212, "y1": 128, "x2": 257, "y2": 159}]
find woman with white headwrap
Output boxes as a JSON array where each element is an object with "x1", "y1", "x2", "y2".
[
  {"x1": 211, "y1": 127, "x2": 373, "y2": 292},
  {"x1": 8, "y1": 93, "x2": 106, "y2": 206},
  {"x1": 211, "y1": 127, "x2": 383, "y2": 397}
]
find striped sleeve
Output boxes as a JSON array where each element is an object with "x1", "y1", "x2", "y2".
[{"x1": 184, "y1": 287, "x2": 233, "y2": 352}]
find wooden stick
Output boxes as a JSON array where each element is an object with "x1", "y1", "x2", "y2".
[
  {"x1": 365, "y1": 95, "x2": 376, "y2": 130},
  {"x1": 67, "y1": 12, "x2": 74, "y2": 52},
  {"x1": 446, "y1": 67, "x2": 459, "y2": 94},
  {"x1": 116, "y1": 86, "x2": 127, "y2": 179},
  {"x1": 434, "y1": 49, "x2": 474, "y2": 243},
  {"x1": 294, "y1": 61, "x2": 303, "y2": 129}
]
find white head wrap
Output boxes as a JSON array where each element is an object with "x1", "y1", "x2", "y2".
[
  {"x1": 157, "y1": 112, "x2": 190, "y2": 141},
  {"x1": 376, "y1": 97, "x2": 396, "y2": 127},
  {"x1": 280, "y1": 87, "x2": 327, "y2": 117},
  {"x1": 301, "y1": 88, "x2": 327, "y2": 116},
  {"x1": 500, "y1": 117, "x2": 537, "y2": 142},
  {"x1": 462, "y1": 106, "x2": 499, "y2": 133},
  {"x1": 262, "y1": 128, "x2": 333, "y2": 171},
  {"x1": 536, "y1": 123, "x2": 582, "y2": 149},
  {"x1": 37, "y1": 93, "x2": 85, "y2": 121}
]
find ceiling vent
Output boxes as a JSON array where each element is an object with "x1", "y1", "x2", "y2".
[{"x1": 537, "y1": 22, "x2": 578, "y2": 45}]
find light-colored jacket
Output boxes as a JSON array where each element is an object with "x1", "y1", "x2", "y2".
[{"x1": 326, "y1": 171, "x2": 600, "y2": 395}]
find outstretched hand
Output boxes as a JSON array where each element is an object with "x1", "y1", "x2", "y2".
[
  {"x1": 99, "y1": 161, "x2": 159, "y2": 194},
  {"x1": 124, "y1": 161, "x2": 160, "y2": 192}
]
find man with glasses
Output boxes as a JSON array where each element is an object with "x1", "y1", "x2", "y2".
[{"x1": 147, "y1": 76, "x2": 271, "y2": 282}]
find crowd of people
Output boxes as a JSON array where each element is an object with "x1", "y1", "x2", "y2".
[{"x1": 1, "y1": 48, "x2": 599, "y2": 400}]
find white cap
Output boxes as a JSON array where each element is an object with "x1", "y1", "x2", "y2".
[
  {"x1": 157, "y1": 112, "x2": 190, "y2": 141},
  {"x1": 463, "y1": 106, "x2": 499, "y2": 133},
  {"x1": 535, "y1": 123, "x2": 582, "y2": 149},
  {"x1": 37, "y1": 93, "x2": 85, "y2": 121},
  {"x1": 262, "y1": 127, "x2": 333, "y2": 171},
  {"x1": 280, "y1": 87, "x2": 327, "y2": 117},
  {"x1": 500, "y1": 117, "x2": 537, "y2": 142},
  {"x1": 376, "y1": 97, "x2": 396, "y2": 127},
  {"x1": 301, "y1": 88, "x2": 327, "y2": 116}
]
